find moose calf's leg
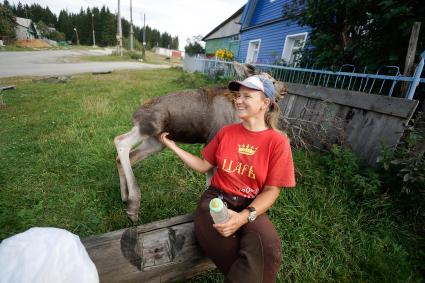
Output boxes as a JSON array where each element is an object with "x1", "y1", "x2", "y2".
[
  {"x1": 115, "y1": 156, "x2": 128, "y2": 202},
  {"x1": 114, "y1": 126, "x2": 144, "y2": 222},
  {"x1": 116, "y1": 136, "x2": 165, "y2": 202},
  {"x1": 205, "y1": 168, "x2": 215, "y2": 188}
]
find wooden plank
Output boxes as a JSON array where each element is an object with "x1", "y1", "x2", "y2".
[
  {"x1": 82, "y1": 214, "x2": 215, "y2": 282},
  {"x1": 401, "y1": 22, "x2": 421, "y2": 96},
  {"x1": 279, "y1": 91, "x2": 414, "y2": 165},
  {"x1": 286, "y1": 82, "x2": 419, "y2": 119},
  {"x1": 0, "y1": 85, "x2": 15, "y2": 91}
]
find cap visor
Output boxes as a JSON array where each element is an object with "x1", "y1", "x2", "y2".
[
  {"x1": 228, "y1": 81, "x2": 263, "y2": 92},
  {"x1": 228, "y1": 81, "x2": 241, "y2": 91}
]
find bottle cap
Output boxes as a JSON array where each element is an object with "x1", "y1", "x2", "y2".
[{"x1": 209, "y1": 198, "x2": 224, "y2": 212}]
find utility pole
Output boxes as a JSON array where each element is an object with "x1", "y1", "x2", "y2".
[
  {"x1": 73, "y1": 27, "x2": 79, "y2": 45},
  {"x1": 116, "y1": 0, "x2": 123, "y2": 56},
  {"x1": 142, "y1": 13, "x2": 146, "y2": 59},
  {"x1": 130, "y1": 0, "x2": 134, "y2": 51},
  {"x1": 91, "y1": 13, "x2": 96, "y2": 47}
]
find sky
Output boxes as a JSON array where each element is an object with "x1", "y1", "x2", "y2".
[{"x1": 9, "y1": 0, "x2": 247, "y2": 50}]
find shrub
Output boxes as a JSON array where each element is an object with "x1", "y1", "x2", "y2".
[
  {"x1": 323, "y1": 145, "x2": 381, "y2": 199},
  {"x1": 127, "y1": 51, "x2": 144, "y2": 60},
  {"x1": 377, "y1": 120, "x2": 425, "y2": 212}
]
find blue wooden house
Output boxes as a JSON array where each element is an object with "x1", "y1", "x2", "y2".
[{"x1": 237, "y1": 0, "x2": 311, "y2": 65}]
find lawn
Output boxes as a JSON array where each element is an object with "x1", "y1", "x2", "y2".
[{"x1": 0, "y1": 68, "x2": 423, "y2": 282}]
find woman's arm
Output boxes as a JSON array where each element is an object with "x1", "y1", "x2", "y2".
[
  {"x1": 160, "y1": 132, "x2": 214, "y2": 173},
  {"x1": 213, "y1": 185, "x2": 280, "y2": 237}
]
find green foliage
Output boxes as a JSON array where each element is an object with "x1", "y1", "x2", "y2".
[
  {"x1": 0, "y1": 3, "x2": 15, "y2": 39},
  {"x1": 185, "y1": 42, "x2": 205, "y2": 55},
  {"x1": 172, "y1": 71, "x2": 209, "y2": 87},
  {"x1": 126, "y1": 50, "x2": 144, "y2": 60},
  {"x1": 377, "y1": 121, "x2": 425, "y2": 209},
  {"x1": 48, "y1": 30, "x2": 65, "y2": 41},
  {"x1": 323, "y1": 145, "x2": 381, "y2": 198},
  {"x1": 284, "y1": 0, "x2": 425, "y2": 68}
]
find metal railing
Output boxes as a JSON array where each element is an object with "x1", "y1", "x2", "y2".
[{"x1": 183, "y1": 52, "x2": 425, "y2": 100}]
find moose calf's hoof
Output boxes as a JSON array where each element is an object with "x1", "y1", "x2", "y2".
[{"x1": 127, "y1": 213, "x2": 139, "y2": 223}]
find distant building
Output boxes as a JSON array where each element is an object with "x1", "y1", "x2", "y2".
[
  {"x1": 14, "y1": 17, "x2": 40, "y2": 40},
  {"x1": 202, "y1": 5, "x2": 245, "y2": 58},
  {"x1": 152, "y1": 47, "x2": 185, "y2": 58}
]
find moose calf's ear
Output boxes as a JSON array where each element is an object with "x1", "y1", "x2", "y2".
[{"x1": 232, "y1": 61, "x2": 257, "y2": 79}]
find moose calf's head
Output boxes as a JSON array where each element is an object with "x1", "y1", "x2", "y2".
[{"x1": 232, "y1": 61, "x2": 288, "y2": 102}]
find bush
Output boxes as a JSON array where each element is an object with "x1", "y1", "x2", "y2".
[
  {"x1": 377, "y1": 121, "x2": 425, "y2": 213},
  {"x1": 323, "y1": 145, "x2": 381, "y2": 199},
  {"x1": 127, "y1": 51, "x2": 144, "y2": 60}
]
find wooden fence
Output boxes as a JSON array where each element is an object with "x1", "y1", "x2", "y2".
[{"x1": 280, "y1": 83, "x2": 419, "y2": 165}]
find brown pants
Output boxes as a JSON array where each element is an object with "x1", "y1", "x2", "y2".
[{"x1": 194, "y1": 187, "x2": 282, "y2": 283}]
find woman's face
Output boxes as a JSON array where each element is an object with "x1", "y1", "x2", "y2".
[{"x1": 234, "y1": 86, "x2": 269, "y2": 120}]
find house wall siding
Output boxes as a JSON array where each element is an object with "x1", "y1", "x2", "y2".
[
  {"x1": 237, "y1": 20, "x2": 309, "y2": 63},
  {"x1": 15, "y1": 26, "x2": 35, "y2": 40},
  {"x1": 204, "y1": 13, "x2": 242, "y2": 40},
  {"x1": 205, "y1": 37, "x2": 239, "y2": 57},
  {"x1": 250, "y1": 0, "x2": 285, "y2": 25}
]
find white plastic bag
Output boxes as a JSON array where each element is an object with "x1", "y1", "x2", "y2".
[{"x1": 0, "y1": 227, "x2": 99, "y2": 283}]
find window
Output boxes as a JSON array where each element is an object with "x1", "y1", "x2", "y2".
[
  {"x1": 281, "y1": 32, "x2": 308, "y2": 66},
  {"x1": 246, "y1": 39, "x2": 261, "y2": 64}
]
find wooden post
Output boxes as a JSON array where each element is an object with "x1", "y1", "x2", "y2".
[
  {"x1": 82, "y1": 214, "x2": 215, "y2": 282},
  {"x1": 401, "y1": 22, "x2": 421, "y2": 96}
]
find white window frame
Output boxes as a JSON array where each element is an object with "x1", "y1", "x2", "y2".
[
  {"x1": 281, "y1": 32, "x2": 308, "y2": 66},
  {"x1": 246, "y1": 39, "x2": 261, "y2": 64}
]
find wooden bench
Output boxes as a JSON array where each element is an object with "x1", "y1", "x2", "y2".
[{"x1": 83, "y1": 214, "x2": 215, "y2": 282}]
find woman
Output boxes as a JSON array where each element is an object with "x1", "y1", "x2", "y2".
[{"x1": 160, "y1": 75, "x2": 295, "y2": 283}]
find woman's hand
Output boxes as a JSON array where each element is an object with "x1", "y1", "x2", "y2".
[
  {"x1": 159, "y1": 132, "x2": 176, "y2": 149},
  {"x1": 213, "y1": 209, "x2": 247, "y2": 237}
]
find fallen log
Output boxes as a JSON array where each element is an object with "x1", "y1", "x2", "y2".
[
  {"x1": 0, "y1": 85, "x2": 16, "y2": 91},
  {"x1": 82, "y1": 214, "x2": 215, "y2": 282}
]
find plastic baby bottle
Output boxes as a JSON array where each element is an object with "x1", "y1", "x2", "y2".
[{"x1": 209, "y1": 198, "x2": 230, "y2": 224}]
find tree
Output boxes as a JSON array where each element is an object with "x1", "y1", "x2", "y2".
[
  {"x1": 6, "y1": 1, "x2": 178, "y2": 48},
  {"x1": 171, "y1": 36, "x2": 179, "y2": 50},
  {"x1": 185, "y1": 42, "x2": 205, "y2": 55},
  {"x1": 284, "y1": 0, "x2": 425, "y2": 69},
  {"x1": 184, "y1": 35, "x2": 205, "y2": 55},
  {"x1": 0, "y1": 2, "x2": 15, "y2": 40}
]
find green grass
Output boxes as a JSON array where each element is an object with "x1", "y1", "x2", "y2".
[
  {"x1": 80, "y1": 53, "x2": 136, "y2": 62},
  {"x1": 0, "y1": 44, "x2": 34, "y2": 51},
  {"x1": 0, "y1": 69, "x2": 423, "y2": 282}
]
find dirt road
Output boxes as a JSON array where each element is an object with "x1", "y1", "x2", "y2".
[{"x1": 0, "y1": 49, "x2": 168, "y2": 78}]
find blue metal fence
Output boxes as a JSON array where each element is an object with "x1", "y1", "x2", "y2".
[{"x1": 183, "y1": 51, "x2": 425, "y2": 100}]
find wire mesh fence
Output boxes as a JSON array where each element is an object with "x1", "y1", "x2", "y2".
[{"x1": 183, "y1": 55, "x2": 425, "y2": 100}]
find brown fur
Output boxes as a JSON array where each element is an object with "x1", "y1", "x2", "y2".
[{"x1": 132, "y1": 87, "x2": 239, "y2": 143}]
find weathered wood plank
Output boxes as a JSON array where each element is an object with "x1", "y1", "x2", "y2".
[
  {"x1": 82, "y1": 214, "x2": 215, "y2": 282},
  {"x1": 280, "y1": 87, "x2": 419, "y2": 165},
  {"x1": 0, "y1": 85, "x2": 16, "y2": 91},
  {"x1": 286, "y1": 82, "x2": 418, "y2": 120}
]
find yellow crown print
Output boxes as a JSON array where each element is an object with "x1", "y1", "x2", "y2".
[{"x1": 238, "y1": 144, "x2": 258, "y2": 156}]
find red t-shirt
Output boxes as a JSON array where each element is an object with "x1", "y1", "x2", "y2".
[{"x1": 202, "y1": 123, "x2": 296, "y2": 198}]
